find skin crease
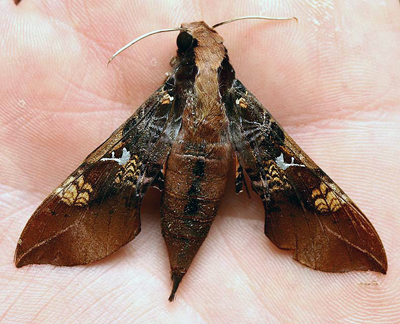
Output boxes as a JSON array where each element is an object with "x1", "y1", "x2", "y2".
[{"x1": 0, "y1": 0, "x2": 399, "y2": 322}]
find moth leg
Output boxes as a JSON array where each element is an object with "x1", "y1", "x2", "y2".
[
  {"x1": 235, "y1": 156, "x2": 251, "y2": 198},
  {"x1": 152, "y1": 163, "x2": 167, "y2": 191}
]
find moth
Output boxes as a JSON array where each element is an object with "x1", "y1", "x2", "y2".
[{"x1": 15, "y1": 18, "x2": 387, "y2": 301}]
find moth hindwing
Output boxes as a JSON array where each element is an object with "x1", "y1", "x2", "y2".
[{"x1": 16, "y1": 20, "x2": 387, "y2": 301}]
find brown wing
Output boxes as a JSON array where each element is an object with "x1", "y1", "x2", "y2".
[
  {"x1": 15, "y1": 77, "x2": 182, "y2": 267},
  {"x1": 226, "y1": 79, "x2": 387, "y2": 273}
]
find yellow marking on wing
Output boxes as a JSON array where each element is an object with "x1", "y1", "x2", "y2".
[
  {"x1": 320, "y1": 183, "x2": 328, "y2": 195},
  {"x1": 236, "y1": 97, "x2": 248, "y2": 109},
  {"x1": 311, "y1": 188, "x2": 321, "y2": 199},
  {"x1": 264, "y1": 160, "x2": 290, "y2": 192},
  {"x1": 315, "y1": 198, "x2": 329, "y2": 212},
  {"x1": 161, "y1": 93, "x2": 174, "y2": 105},
  {"x1": 115, "y1": 171, "x2": 122, "y2": 184},
  {"x1": 75, "y1": 191, "x2": 90, "y2": 207},
  {"x1": 311, "y1": 183, "x2": 341, "y2": 213},
  {"x1": 113, "y1": 155, "x2": 142, "y2": 187},
  {"x1": 82, "y1": 183, "x2": 93, "y2": 192},
  {"x1": 58, "y1": 176, "x2": 93, "y2": 207},
  {"x1": 326, "y1": 191, "x2": 341, "y2": 212}
]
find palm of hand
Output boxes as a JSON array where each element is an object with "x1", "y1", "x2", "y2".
[{"x1": 1, "y1": 1, "x2": 399, "y2": 323}]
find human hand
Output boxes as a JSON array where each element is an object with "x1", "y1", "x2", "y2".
[{"x1": 1, "y1": 1, "x2": 399, "y2": 323}]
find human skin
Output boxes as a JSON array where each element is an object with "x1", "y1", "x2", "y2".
[{"x1": 0, "y1": 0, "x2": 399, "y2": 323}]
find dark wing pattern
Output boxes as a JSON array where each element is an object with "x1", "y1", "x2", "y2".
[
  {"x1": 226, "y1": 79, "x2": 387, "y2": 273},
  {"x1": 15, "y1": 77, "x2": 182, "y2": 267}
]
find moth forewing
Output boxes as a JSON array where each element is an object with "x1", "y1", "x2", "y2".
[{"x1": 15, "y1": 79, "x2": 179, "y2": 267}]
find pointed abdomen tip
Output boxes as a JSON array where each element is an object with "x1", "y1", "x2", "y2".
[{"x1": 168, "y1": 270, "x2": 186, "y2": 301}]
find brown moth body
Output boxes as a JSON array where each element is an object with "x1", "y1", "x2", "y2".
[
  {"x1": 15, "y1": 21, "x2": 387, "y2": 301},
  {"x1": 161, "y1": 22, "x2": 232, "y2": 299}
]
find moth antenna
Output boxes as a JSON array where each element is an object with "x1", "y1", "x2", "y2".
[
  {"x1": 108, "y1": 27, "x2": 183, "y2": 65},
  {"x1": 212, "y1": 15, "x2": 297, "y2": 28}
]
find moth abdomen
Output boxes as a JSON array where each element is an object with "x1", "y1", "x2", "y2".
[{"x1": 160, "y1": 140, "x2": 231, "y2": 299}]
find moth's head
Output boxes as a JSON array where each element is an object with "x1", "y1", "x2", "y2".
[{"x1": 176, "y1": 21, "x2": 223, "y2": 54}]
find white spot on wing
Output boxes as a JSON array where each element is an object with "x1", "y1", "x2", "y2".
[
  {"x1": 275, "y1": 153, "x2": 305, "y2": 170},
  {"x1": 101, "y1": 148, "x2": 131, "y2": 166}
]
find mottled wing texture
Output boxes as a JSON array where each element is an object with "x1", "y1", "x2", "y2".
[
  {"x1": 15, "y1": 77, "x2": 181, "y2": 267},
  {"x1": 226, "y1": 79, "x2": 387, "y2": 273}
]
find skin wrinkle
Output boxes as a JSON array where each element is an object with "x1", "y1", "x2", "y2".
[
  {"x1": 214, "y1": 224, "x2": 269, "y2": 311},
  {"x1": 0, "y1": 284, "x2": 27, "y2": 321},
  {"x1": 75, "y1": 270, "x2": 123, "y2": 312},
  {"x1": 30, "y1": 283, "x2": 61, "y2": 323},
  {"x1": 52, "y1": 73, "x2": 117, "y2": 111},
  {"x1": 60, "y1": 281, "x2": 112, "y2": 322}
]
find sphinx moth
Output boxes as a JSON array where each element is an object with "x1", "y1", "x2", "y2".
[{"x1": 15, "y1": 19, "x2": 387, "y2": 301}]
